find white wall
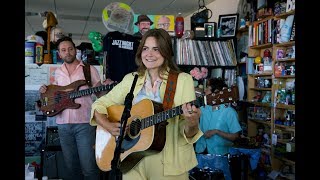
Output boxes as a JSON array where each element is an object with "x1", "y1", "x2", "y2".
[{"x1": 184, "y1": 0, "x2": 240, "y2": 30}]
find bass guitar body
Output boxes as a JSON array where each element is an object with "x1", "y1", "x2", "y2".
[{"x1": 39, "y1": 80, "x2": 87, "y2": 116}]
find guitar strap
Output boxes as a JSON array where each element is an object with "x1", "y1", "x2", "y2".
[
  {"x1": 83, "y1": 62, "x2": 92, "y2": 87},
  {"x1": 163, "y1": 71, "x2": 179, "y2": 110}
]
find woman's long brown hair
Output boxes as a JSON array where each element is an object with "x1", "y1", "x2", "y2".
[{"x1": 135, "y1": 28, "x2": 180, "y2": 79}]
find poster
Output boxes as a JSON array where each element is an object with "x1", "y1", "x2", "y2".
[
  {"x1": 25, "y1": 64, "x2": 49, "y2": 85},
  {"x1": 133, "y1": 14, "x2": 175, "y2": 35},
  {"x1": 25, "y1": 121, "x2": 46, "y2": 156}
]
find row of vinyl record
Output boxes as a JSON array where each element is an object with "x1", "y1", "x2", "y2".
[{"x1": 173, "y1": 39, "x2": 237, "y2": 66}]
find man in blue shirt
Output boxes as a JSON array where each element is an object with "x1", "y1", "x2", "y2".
[
  {"x1": 195, "y1": 77, "x2": 242, "y2": 180},
  {"x1": 196, "y1": 78, "x2": 242, "y2": 155}
]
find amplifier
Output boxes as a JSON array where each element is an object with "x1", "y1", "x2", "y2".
[
  {"x1": 46, "y1": 127, "x2": 61, "y2": 150},
  {"x1": 43, "y1": 151, "x2": 68, "y2": 179}
]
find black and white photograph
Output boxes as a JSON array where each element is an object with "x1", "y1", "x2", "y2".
[{"x1": 218, "y1": 13, "x2": 239, "y2": 38}]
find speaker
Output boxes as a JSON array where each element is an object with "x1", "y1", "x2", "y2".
[
  {"x1": 42, "y1": 151, "x2": 68, "y2": 179},
  {"x1": 46, "y1": 126, "x2": 61, "y2": 151}
]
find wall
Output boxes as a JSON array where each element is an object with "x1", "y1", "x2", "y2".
[{"x1": 184, "y1": 0, "x2": 240, "y2": 30}]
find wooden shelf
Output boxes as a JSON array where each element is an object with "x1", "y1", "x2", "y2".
[
  {"x1": 250, "y1": 72, "x2": 273, "y2": 77},
  {"x1": 275, "y1": 124, "x2": 295, "y2": 131},
  {"x1": 252, "y1": 16, "x2": 273, "y2": 25},
  {"x1": 274, "y1": 10, "x2": 295, "y2": 19},
  {"x1": 250, "y1": 87, "x2": 272, "y2": 91},
  {"x1": 275, "y1": 104, "x2": 295, "y2": 110},
  {"x1": 250, "y1": 43, "x2": 273, "y2": 49},
  {"x1": 248, "y1": 118, "x2": 271, "y2": 126},
  {"x1": 277, "y1": 139, "x2": 291, "y2": 144},
  {"x1": 274, "y1": 75, "x2": 295, "y2": 78},
  {"x1": 273, "y1": 41, "x2": 295, "y2": 47},
  {"x1": 248, "y1": 101, "x2": 272, "y2": 107},
  {"x1": 275, "y1": 58, "x2": 295, "y2": 62}
]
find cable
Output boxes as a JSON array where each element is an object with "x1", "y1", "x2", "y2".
[{"x1": 81, "y1": 0, "x2": 96, "y2": 39}]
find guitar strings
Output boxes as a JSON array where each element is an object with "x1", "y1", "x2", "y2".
[{"x1": 40, "y1": 84, "x2": 116, "y2": 103}]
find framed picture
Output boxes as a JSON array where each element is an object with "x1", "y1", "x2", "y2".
[
  {"x1": 218, "y1": 13, "x2": 239, "y2": 38},
  {"x1": 155, "y1": 15, "x2": 175, "y2": 32},
  {"x1": 204, "y1": 22, "x2": 216, "y2": 38}
]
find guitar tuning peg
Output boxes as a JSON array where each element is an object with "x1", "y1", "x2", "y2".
[
  {"x1": 219, "y1": 91, "x2": 223, "y2": 94},
  {"x1": 228, "y1": 97, "x2": 233, "y2": 101},
  {"x1": 228, "y1": 88, "x2": 231, "y2": 92}
]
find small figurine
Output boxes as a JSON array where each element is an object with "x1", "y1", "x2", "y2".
[
  {"x1": 253, "y1": 91, "x2": 262, "y2": 102},
  {"x1": 262, "y1": 91, "x2": 271, "y2": 103},
  {"x1": 263, "y1": 133, "x2": 270, "y2": 145}
]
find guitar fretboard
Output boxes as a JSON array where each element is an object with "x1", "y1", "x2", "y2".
[
  {"x1": 140, "y1": 100, "x2": 199, "y2": 130},
  {"x1": 138, "y1": 85, "x2": 239, "y2": 130},
  {"x1": 69, "y1": 83, "x2": 117, "y2": 98}
]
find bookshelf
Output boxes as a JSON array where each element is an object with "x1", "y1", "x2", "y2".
[{"x1": 246, "y1": 9, "x2": 295, "y2": 177}]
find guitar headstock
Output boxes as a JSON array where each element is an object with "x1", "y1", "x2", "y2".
[{"x1": 204, "y1": 85, "x2": 239, "y2": 106}]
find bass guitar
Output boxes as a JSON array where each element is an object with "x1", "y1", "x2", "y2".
[
  {"x1": 38, "y1": 80, "x2": 117, "y2": 117},
  {"x1": 95, "y1": 85, "x2": 239, "y2": 173}
]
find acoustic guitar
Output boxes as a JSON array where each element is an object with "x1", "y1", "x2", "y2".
[
  {"x1": 95, "y1": 85, "x2": 239, "y2": 173},
  {"x1": 38, "y1": 80, "x2": 117, "y2": 117}
]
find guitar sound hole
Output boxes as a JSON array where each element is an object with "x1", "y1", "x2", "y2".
[{"x1": 129, "y1": 119, "x2": 141, "y2": 137}]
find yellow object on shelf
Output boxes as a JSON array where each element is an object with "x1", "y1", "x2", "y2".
[{"x1": 254, "y1": 56, "x2": 262, "y2": 64}]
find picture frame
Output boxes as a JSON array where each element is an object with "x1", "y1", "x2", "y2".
[
  {"x1": 218, "y1": 13, "x2": 239, "y2": 38},
  {"x1": 204, "y1": 22, "x2": 216, "y2": 38}
]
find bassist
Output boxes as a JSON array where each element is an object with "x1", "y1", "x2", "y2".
[{"x1": 39, "y1": 36, "x2": 111, "y2": 180}]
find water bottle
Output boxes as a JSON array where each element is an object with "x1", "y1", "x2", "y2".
[{"x1": 175, "y1": 13, "x2": 184, "y2": 38}]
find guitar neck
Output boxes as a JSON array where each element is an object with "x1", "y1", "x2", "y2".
[
  {"x1": 139, "y1": 85, "x2": 239, "y2": 130},
  {"x1": 69, "y1": 83, "x2": 116, "y2": 98},
  {"x1": 140, "y1": 99, "x2": 198, "y2": 130}
]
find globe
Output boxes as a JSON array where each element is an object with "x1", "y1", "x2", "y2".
[{"x1": 102, "y1": 2, "x2": 135, "y2": 34}]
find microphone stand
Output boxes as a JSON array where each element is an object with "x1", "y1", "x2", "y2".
[{"x1": 109, "y1": 74, "x2": 138, "y2": 180}]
